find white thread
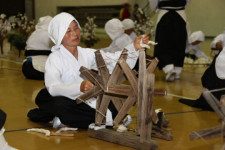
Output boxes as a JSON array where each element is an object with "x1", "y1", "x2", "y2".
[
  {"x1": 167, "y1": 93, "x2": 195, "y2": 100},
  {"x1": 209, "y1": 88, "x2": 225, "y2": 93}
]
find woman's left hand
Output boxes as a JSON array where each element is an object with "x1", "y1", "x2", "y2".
[{"x1": 134, "y1": 34, "x2": 150, "y2": 50}]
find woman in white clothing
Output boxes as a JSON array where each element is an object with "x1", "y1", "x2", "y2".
[
  {"x1": 101, "y1": 18, "x2": 133, "y2": 53},
  {"x1": 185, "y1": 31, "x2": 210, "y2": 60},
  {"x1": 179, "y1": 34, "x2": 225, "y2": 110},
  {"x1": 22, "y1": 16, "x2": 53, "y2": 80},
  {"x1": 149, "y1": 0, "x2": 190, "y2": 81},
  {"x1": 210, "y1": 30, "x2": 225, "y2": 55},
  {"x1": 27, "y1": 12, "x2": 150, "y2": 129},
  {"x1": 122, "y1": 18, "x2": 137, "y2": 41}
]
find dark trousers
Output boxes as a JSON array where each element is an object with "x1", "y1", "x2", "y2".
[
  {"x1": 27, "y1": 88, "x2": 118, "y2": 129},
  {"x1": 22, "y1": 59, "x2": 44, "y2": 80},
  {"x1": 0, "y1": 109, "x2": 6, "y2": 130},
  {"x1": 154, "y1": 10, "x2": 187, "y2": 70}
]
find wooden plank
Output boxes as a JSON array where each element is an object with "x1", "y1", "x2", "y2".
[
  {"x1": 146, "y1": 58, "x2": 159, "y2": 73},
  {"x1": 76, "y1": 86, "x2": 103, "y2": 104},
  {"x1": 202, "y1": 89, "x2": 225, "y2": 121},
  {"x1": 113, "y1": 96, "x2": 137, "y2": 126},
  {"x1": 140, "y1": 73, "x2": 154, "y2": 142},
  {"x1": 95, "y1": 95, "x2": 111, "y2": 126},
  {"x1": 118, "y1": 58, "x2": 138, "y2": 96},
  {"x1": 104, "y1": 85, "x2": 134, "y2": 96},
  {"x1": 138, "y1": 49, "x2": 146, "y2": 135},
  {"x1": 154, "y1": 89, "x2": 167, "y2": 96},
  {"x1": 88, "y1": 128, "x2": 158, "y2": 150},
  {"x1": 79, "y1": 66, "x2": 103, "y2": 89},
  {"x1": 190, "y1": 125, "x2": 225, "y2": 140},
  {"x1": 95, "y1": 94, "x2": 104, "y2": 125},
  {"x1": 152, "y1": 125, "x2": 173, "y2": 141},
  {"x1": 110, "y1": 96, "x2": 124, "y2": 111},
  {"x1": 95, "y1": 50, "x2": 110, "y2": 88}
]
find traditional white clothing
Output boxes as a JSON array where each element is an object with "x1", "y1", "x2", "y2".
[
  {"x1": 122, "y1": 18, "x2": 137, "y2": 41},
  {"x1": 102, "y1": 18, "x2": 133, "y2": 53},
  {"x1": 22, "y1": 16, "x2": 53, "y2": 80},
  {"x1": 185, "y1": 31, "x2": 210, "y2": 60},
  {"x1": 210, "y1": 31, "x2": 225, "y2": 54},
  {"x1": 28, "y1": 12, "x2": 139, "y2": 128}
]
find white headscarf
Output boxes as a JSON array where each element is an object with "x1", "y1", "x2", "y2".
[
  {"x1": 105, "y1": 18, "x2": 124, "y2": 40},
  {"x1": 35, "y1": 16, "x2": 52, "y2": 30},
  {"x1": 211, "y1": 33, "x2": 225, "y2": 49},
  {"x1": 122, "y1": 19, "x2": 135, "y2": 30},
  {"x1": 188, "y1": 31, "x2": 205, "y2": 44},
  {"x1": 48, "y1": 12, "x2": 81, "y2": 52}
]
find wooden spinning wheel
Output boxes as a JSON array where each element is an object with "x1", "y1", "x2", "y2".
[{"x1": 76, "y1": 48, "x2": 168, "y2": 149}]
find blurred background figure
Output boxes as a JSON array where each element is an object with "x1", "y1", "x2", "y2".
[
  {"x1": 22, "y1": 16, "x2": 53, "y2": 80},
  {"x1": 101, "y1": 18, "x2": 132, "y2": 53},
  {"x1": 119, "y1": 2, "x2": 131, "y2": 21},
  {"x1": 210, "y1": 29, "x2": 225, "y2": 56},
  {"x1": 185, "y1": 31, "x2": 211, "y2": 61},
  {"x1": 122, "y1": 18, "x2": 137, "y2": 41},
  {"x1": 150, "y1": 0, "x2": 190, "y2": 81},
  {"x1": 0, "y1": 14, "x2": 11, "y2": 58}
]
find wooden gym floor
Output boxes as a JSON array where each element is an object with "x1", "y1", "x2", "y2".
[{"x1": 0, "y1": 36, "x2": 224, "y2": 150}]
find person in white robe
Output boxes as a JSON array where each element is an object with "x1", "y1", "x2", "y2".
[
  {"x1": 179, "y1": 34, "x2": 225, "y2": 110},
  {"x1": 210, "y1": 30, "x2": 225, "y2": 55},
  {"x1": 22, "y1": 16, "x2": 53, "y2": 80},
  {"x1": 101, "y1": 18, "x2": 133, "y2": 53},
  {"x1": 27, "y1": 12, "x2": 150, "y2": 129},
  {"x1": 185, "y1": 31, "x2": 210, "y2": 61},
  {"x1": 122, "y1": 18, "x2": 137, "y2": 41}
]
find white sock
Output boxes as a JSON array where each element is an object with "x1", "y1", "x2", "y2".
[{"x1": 162, "y1": 64, "x2": 174, "y2": 74}]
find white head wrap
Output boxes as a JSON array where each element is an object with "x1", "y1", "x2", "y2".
[
  {"x1": 122, "y1": 19, "x2": 135, "y2": 30},
  {"x1": 211, "y1": 33, "x2": 225, "y2": 49},
  {"x1": 189, "y1": 31, "x2": 205, "y2": 44},
  {"x1": 105, "y1": 18, "x2": 124, "y2": 40},
  {"x1": 48, "y1": 12, "x2": 81, "y2": 52},
  {"x1": 35, "y1": 16, "x2": 52, "y2": 30}
]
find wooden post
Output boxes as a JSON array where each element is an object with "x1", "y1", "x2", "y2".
[{"x1": 138, "y1": 49, "x2": 146, "y2": 135}]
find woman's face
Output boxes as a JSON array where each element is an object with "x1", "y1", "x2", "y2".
[{"x1": 62, "y1": 21, "x2": 80, "y2": 49}]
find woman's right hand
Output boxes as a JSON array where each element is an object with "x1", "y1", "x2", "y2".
[{"x1": 80, "y1": 80, "x2": 94, "y2": 93}]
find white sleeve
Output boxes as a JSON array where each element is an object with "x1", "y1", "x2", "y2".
[
  {"x1": 100, "y1": 43, "x2": 139, "y2": 74},
  {"x1": 44, "y1": 55, "x2": 83, "y2": 99},
  {"x1": 215, "y1": 48, "x2": 225, "y2": 79}
]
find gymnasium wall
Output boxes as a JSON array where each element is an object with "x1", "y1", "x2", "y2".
[{"x1": 33, "y1": 0, "x2": 225, "y2": 37}]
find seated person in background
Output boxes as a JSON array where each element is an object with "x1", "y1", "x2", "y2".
[
  {"x1": 27, "y1": 12, "x2": 150, "y2": 129},
  {"x1": 101, "y1": 18, "x2": 133, "y2": 53},
  {"x1": 179, "y1": 34, "x2": 225, "y2": 110},
  {"x1": 185, "y1": 31, "x2": 210, "y2": 60},
  {"x1": 0, "y1": 109, "x2": 17, "y2": 150},
  {"x1": 210, "y1": 30, "x2": 225, "y2": 55},
  {"x1": 122, "y1": 18, "x2": 137, "y2": 41},
  {"x1": 22, "y1": 16, "x2": 53, "y2": 80},
  {"x1": 119, "y1": 2, "x2": 131, "y2": 21}
]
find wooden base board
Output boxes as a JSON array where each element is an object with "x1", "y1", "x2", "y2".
[{"x1": 88, "y1": 128, "x2": 158, "y2": 150}]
